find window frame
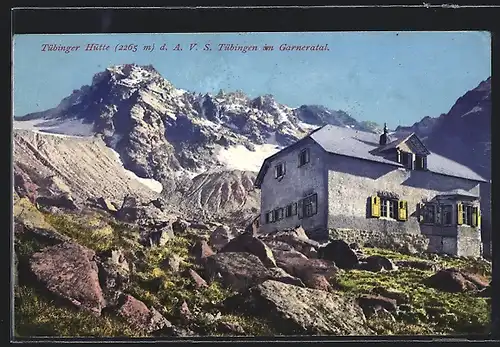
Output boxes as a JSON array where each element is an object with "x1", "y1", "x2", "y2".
[
  {"x1": 298, "y1": 148, "x2": 310, "y2": 167},
  {"x1": 274, "y1": 207, "x2": 284, "y2": 221},
  {"x1": 299, "y1": 193, "x2": 318, "y2": 219},
  {"x1": 462, "y1": 204, "x2": 473, "y2": 226},
  {"x1": 380, "y1": 198, "x2": 398, "y2": 219},
  {"x1": 274, "y1": 162, "x2": 286, "y2": 179},
  {"x1": 265, "y1": 211, "x2": 274, "y2": 224},
  {"x1": 422, "y1": 204, "x2": 436, "y2": 224},
  {"x1": 285, "y1": 202, "x2": 298, "y2": 218},
  {"x1": 441, "y1": 204, "x2": 453, "y2": 226}
]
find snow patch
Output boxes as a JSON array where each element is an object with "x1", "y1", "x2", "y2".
[
  {"x1": 217, "y1": 144, "x2": 281, "y2": 172},
  {"x1": 108, "y1": 148, "x2": 163, "y2": 193},
  {"x1": 461, "y1": 106, "x2": 483, "y2": 117},
  {"x1": 13, "y1": 118, "x2": 95, "y2": 138},
  {"x1": 298, "y1": 121, "x2": 319, "y2": 130}
]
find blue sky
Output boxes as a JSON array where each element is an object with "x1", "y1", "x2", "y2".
[{"x1": 13, "y1": 32, "x2": 490, "y2": 129}]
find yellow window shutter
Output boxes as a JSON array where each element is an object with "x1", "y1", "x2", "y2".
[
  {"x1": 457, "y1": 203, "x2": 463, "y2": 225},
  {"x1": 471, "y1": 207, "x2": 477, "y2": 227},
  {"x1": 371, "y1": 196, "x2": 380, "y2": 217},
  {"x1": 403, "y1": 200, "x2": 408, "y2": 221},
  {"x1": 398, "y1": 200, "x2": 408, "y2": 221},
  {"x1": 477, "y1": 208, "x2": 481, "y2": 228}
]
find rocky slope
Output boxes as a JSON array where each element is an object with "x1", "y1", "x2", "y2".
[
  {"x1": 13, "y1": 193, "x2": 491, "y2": 337},
  {"x1": 395, "y1": 77, "x2": 491, "y2": 181}
]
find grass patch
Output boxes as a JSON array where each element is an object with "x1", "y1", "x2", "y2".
[
  {"x1": 337, "y1": 247, "x2": 491, "y2": 335},
  {"x1": 43, "y1": 212, "x2": 140, "y2": 253},
  {"x1": 14, "y1": 285, "x2": 144, "y2": 338}
]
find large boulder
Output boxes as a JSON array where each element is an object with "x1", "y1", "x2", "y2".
[
  {"x1": 223, "y1": 280, "x2": 373, "y2": 335},
  {"x1": 114, "y1": 293, "x2": 172, "y2": 333},
  {"x1": 209, "y1": 225, "x2": 233, "y2": 251},
  {"x1": 204, "y1": 252, "x2": 271, "y2": 292},
  {"x1": 29, "y1": 242, "x2": 106, "y2": 315},
  {"x1": 220, "y1": 232, "x2": 276, "y2": 268},
  {"x1": 262, "y1": 227, "x2": 321, "y2": 254},
  {"x1": 274, "y1": 251, "x2": 338, "y2": 290},
  {"x1": 317, "y1": 240, "x2": 359, "y2": 269},
  {"x1": 358, "y1": 255, "x2": 396, "y2": 272},
  {"x1": 423, "y1": 268, "x2": 489, "y2": 293}
]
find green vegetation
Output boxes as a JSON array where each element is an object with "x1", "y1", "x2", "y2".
[
  {"x1": 13, "y1": 197, "x2": 490, "y2": 337},
  {"x1": 337, "y1": 247, "x2": 491, "y2": 335},
  {"x1": 43, "y1": 211, "x2": 140, "y2": 253},
  {"x1": 14, "y1": 286, "x2": 142, "y2": 338}
]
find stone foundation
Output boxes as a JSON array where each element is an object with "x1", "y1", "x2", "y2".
[{"x1": 328, "y1": 228, "x2": 430, "y2": 254}]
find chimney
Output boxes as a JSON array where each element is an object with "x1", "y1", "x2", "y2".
[{"x1": 379, "y1": 123, "x2": 389, "y2": 146}]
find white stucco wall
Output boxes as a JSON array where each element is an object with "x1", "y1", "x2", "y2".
[
  {"x1": 259, "y1": 138, "x2": 327, "y2": 235},
  {"x1": 324, "y1": 153, "x2": 482, "y2": 256}
]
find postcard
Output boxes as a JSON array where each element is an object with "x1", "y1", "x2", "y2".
[{"x1": 12, "y1": 31, "x2": 492, "y2": 338}]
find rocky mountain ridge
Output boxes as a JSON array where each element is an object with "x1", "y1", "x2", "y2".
[{"x1": 13, "y1": 63, "x2": 381, "y2": 223}]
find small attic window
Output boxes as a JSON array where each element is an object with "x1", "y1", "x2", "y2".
[
  {"x1": 415, "y1": 155, "x2": 427, "y2": 170},
  {"x1": 400, "y1": 151, "x2": 413, "y2": 169}
]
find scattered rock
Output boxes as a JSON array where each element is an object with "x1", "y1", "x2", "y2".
[
  {"x1": 14, "y1": 166, "x2": 39, "y2": 203},
  {"x1": 209, "y1": 225, "x2": 233, "y2": 251},
  {"x1": 220, "y1": 233, "x2": 276, "y2": 268},
  {"x1": 262, "y1": 227, "x2": 320, "y2": 254},
  {"x1": 267, "y1": 267, "x2": 305, "y2": 287},
  {"x1": 204, "y1": 252, "x2": 270, "y2": 292},
  {"x1": 358, "y1": 255, "x2": 396, "y2": 272},
  {"x1": 115, "y1": 293, "x2": 171, "y2": 333},
  {"x1": 146, "y1": 222, "x2": 174, "y2": 247},
  {"x1": 191, "y1": 240, "x2": 215, "y2": 264},
  {"x1": 97, "y1": 249, "x2": 130, "y2": 304},
  {"x1": 185, "y1": 268, "x2": 209, "y2": 288},
  {"x1": 275, "y1": 253, "x2": 338, "y2": 290},
  {"x1": 395, "y1": 260, "x2": 440, "y2": 272},
  {"x1": 375, "y1": 308, "x2": 396, "y2": 322},
  {"x1": 423, "y1": 268, "x2": 489, "y2": 293},
  {"x1": 36, "y1": 193, "x2": 78, "y2": 211},
  {"x1": 223, "y1": 280, "x2": 373, "y2": 335},
  {"x1": 160, "y1": 254, "x2": 182, "y2": 273},
  {"x1": 91, "y1": 197, "x2": 118, "y2": 212},
  {"x1": 217, "y1": 321, "x2": 246, "y2": 335},
  {"x1": 356, "y1": 294, "x2": 397, "y2": 317},
  {"x1": 179, "y1": 301, "x2": 192, "y2": 323},
  {"x1": 301, "y1": 273, "x2": 332, "y2": 291},
  {"x1": 150, "y1": 197, "x2": 167, "y2": 210},
  {"x1": 172, "y1": 218, "x2": 189, "y2": 234},
  {"x1": 29, "y1": 242, "x2": 106, "y2": 315},
  {"x1": 371, "y1": 286, "x2": 410, "y2": 305},
  {"x1": 265, "y1": 240, "x2": 295, "y2": 252},
  {"x1": 349, "y1": 242, "x2": 359, "y2": 250},
  {"x1": 317, "y1": 240, "x2": 358, "y2": 269}
]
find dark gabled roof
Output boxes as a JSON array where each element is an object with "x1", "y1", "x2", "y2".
[
  {"x1": 254, "y1": 124, "x2": 488, "y2": 188},
  {"x1": 378, "y1": 132, "x2": 431, "y2": 156}
]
